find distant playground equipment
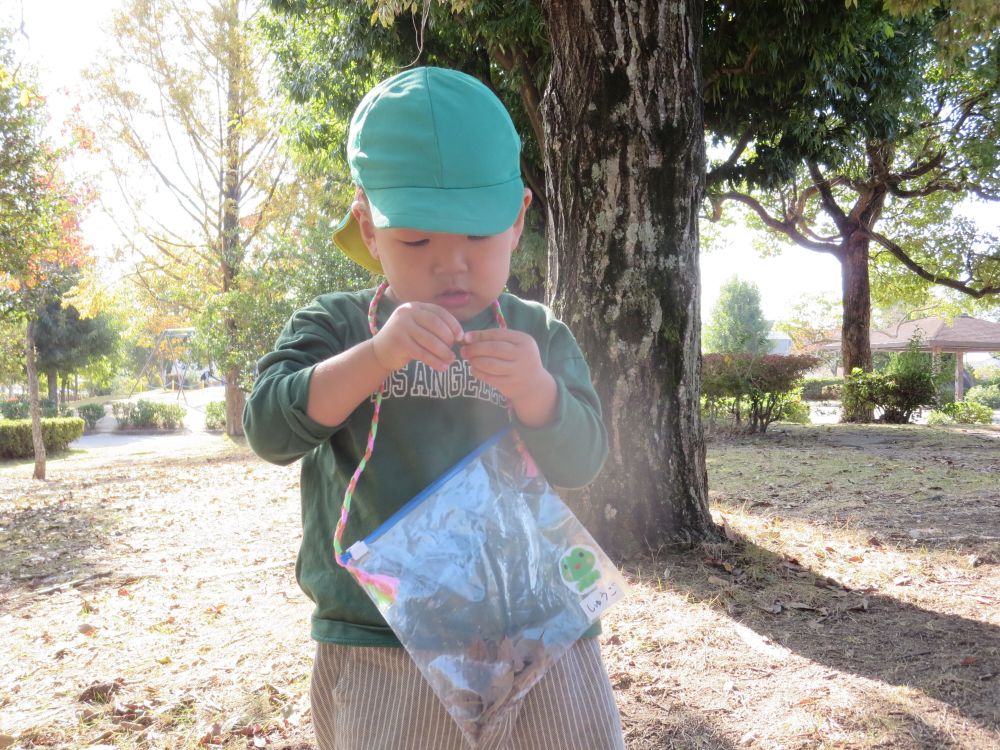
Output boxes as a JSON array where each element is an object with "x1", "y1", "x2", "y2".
[{"x1": 129, "y1": 328, "x2": 222, "y2": 399}]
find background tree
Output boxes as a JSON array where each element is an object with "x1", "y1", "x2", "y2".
[
  {"x1": 0, "y1": 33, "x2": 90, "y2": 479},
  {"x1": 87, "y1": 0, "x2": 290, "y2": 435},
  {"x1": 191, "y1": 188, "x2": 370, "y2": 399},
  {"x1": 706, "y1": 2, "x2": 1000, "y2": 420},
  {"x1": 705, "y1": 277, "x2": 772, "y2": 354},
  {"x1": 34, "y1": 298, "x2": 118, "y2": 406}
]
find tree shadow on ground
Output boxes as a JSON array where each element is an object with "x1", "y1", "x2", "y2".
[{"x1": 654, "y1": 537, "x2": 1000, "y2": 734}]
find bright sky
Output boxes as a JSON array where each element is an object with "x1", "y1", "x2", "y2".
[{"x1": 8, "y1": 0, "x2": 993, "y2": 332}]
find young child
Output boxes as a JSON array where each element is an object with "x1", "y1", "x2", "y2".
[{"x1": 244, "y1": 66, "x2": 624, "y2": 750}]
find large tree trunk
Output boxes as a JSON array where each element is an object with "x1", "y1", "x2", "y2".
[
  {"x1": 25, "y1": 318, "x2": 47, "y2": 480},
  {"x1": 221, "y1": 0, "x2": 245, "y2": 438},
  {"x1": 840, "y1": 231, "x2": 875, "y2": 422},
  {"x1": 46, "y1": 366, "x2": 58, "y2": 406},
  {"x1": 541, "y1": 0, "x2": 718, "y2": 554}
]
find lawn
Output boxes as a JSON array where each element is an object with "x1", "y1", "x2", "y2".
[{"x1": 1, "y1": 423, "x2": 997, "y2": 749}]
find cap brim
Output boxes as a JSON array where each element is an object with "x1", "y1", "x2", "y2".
[
  {"x1": 366, "y1": 177, "x2": 525, "y2": 236},
  {"x1": 333, "y1": 211, "x2": 383, "y2": 275}
]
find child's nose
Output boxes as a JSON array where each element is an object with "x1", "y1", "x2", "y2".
[{"x1": 434, "y1": 244, "x2": 470, "y2": 273}]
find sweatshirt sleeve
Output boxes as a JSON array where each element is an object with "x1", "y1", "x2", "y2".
[
  {"x1": 242, "y1": 299, "x2": 349, "y2": 466},
  {"x1": 514, "y1": 318, "x2": 608, "y2": 489}
]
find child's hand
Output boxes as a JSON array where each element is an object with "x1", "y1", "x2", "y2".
[
  {"x1": 460, "y1": 329, "x2": 558, "y2": 427},
  {"x1": 372, "y1": 302, "x2": 464, "y2": 372}
]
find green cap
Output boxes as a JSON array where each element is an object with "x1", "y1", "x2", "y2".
[{"x1": 333, "y1": 67, "x2": 525, "y2": 275}]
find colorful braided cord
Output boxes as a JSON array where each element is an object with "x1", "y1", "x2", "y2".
[{"x1": 333, "y1": 283, "x2": 537, "y2": 567}]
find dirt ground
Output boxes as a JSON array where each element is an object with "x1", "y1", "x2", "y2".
[{"x1": 1, "y1": 422, "x2": 997, "y2": 749}]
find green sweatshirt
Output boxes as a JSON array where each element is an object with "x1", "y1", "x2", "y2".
[{"x1": 243, "y1": 288, "x2": 608, "y2": 646}]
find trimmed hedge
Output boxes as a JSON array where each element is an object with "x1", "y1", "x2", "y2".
[
  {"x1": 1, "y1": 397, "x2": 63, "y2": 420},
  {"x1": 0, "y1": 417, "x2": 85, "y2": 458},
  {"x1": 76, "y1": 403, "x2": 106, "y2": 431},
  {"x1": 204, "y1": 401, "x2": 226, "y2": 431},
  {"x1": 800, "y1": 377, "x2": 844, "y2": 401},
  {"x1": 112, "y1": 400, "x2": 186, "y2": 430}
]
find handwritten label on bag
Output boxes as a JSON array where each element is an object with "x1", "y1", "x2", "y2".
[{"x1": 579, "y1": 580, "x2": 624, "y2": 622}]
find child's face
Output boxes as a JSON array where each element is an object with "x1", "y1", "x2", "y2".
[{"x1": 354, "y1": 190, "x2": 532, "y2": 322}]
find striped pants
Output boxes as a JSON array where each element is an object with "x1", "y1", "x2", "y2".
[{"x1": 310, "y1": 637, "x2": 625, "y2": 749}]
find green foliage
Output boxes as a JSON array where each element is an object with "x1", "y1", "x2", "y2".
[
  {"x1": 800, "y1": 377, "x2": 844, "y2": 401},
  {"x1": 111, "y1": 400, "x2": 186, "y2": 430},
  {"x1": 76, "y1": 403, "x2": 106, "y2": 431},
  {"x1": 966, "y1": 384, "x2": 1000, "y2": 409},
  {"x1": 204, "y1": 401, "x2": 226, "y2": 431},
  {"x1": 777, "y1": 396, "x2": 811, "y2": 424},
  {"x1": 971, "y1": 365, "x2": 1000, "y2": 387},
  {"x1": 0, "y1": 397, "x2": 63, "y2": 420},
  {"x1": 702, "y1": 353, "x2": 818, "y2": 433},
  {"x1": 34, "y1": 299, "x2": 119, "y2": 383},
  {"x1": 842, "y1": 337, "x2": 940, "y2": 424},
  {"x1": 0, "y1": 417, "x2": 84, "y2": 458},
  {"x1": 925, "y1": 409, "x2": 954, "y2": 426},
  {"x1": 704, "y1": 277, "x2": 771, "y2": 354},
  {"x1": 939, "y1": 400, "x2": 993, "y2": 424},
  {"x1": 191, "y1": 213, "x2": 371, "y2": 392}
]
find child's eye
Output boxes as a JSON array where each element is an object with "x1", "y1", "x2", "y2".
[
  {"x1": 400, "y1": 239, "x2": 430, "y2": 247},
  {"x1": 467, "y1": 235, "x2": 488, "y2": 241}
]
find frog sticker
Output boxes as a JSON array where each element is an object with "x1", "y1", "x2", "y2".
[{"x1": 560, "y1": 546, "x2": 602, "y2": 594}]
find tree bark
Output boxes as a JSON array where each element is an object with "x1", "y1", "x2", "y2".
[
  {"x1": 221, "y1": 0, "x2": 245, "y2": 438},
  {"x1": 840, "y1": 230, "x2": 874, "y2": 421},
  {"x1": 46, "y1": 367, "x2": 58, "y2": 407},
  {"x1": 25, "y1": 318, "x2": 47, "y2": 480},
  {"x1": 541, "y1": 0, "x2": 718, "y2": 554}
]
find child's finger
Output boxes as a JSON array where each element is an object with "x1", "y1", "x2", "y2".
[
  {"x1": 422, "y1": 304, "x2": 464, "y2": 342},
  {"x1": 467, "y1": 356, "x2": 511, "y2": 378},
  {"x1": 461, "y1": 339, "x2": 519, "y2": 362},
  {"x1": 410, "y1": 326, "x2": 458, "y2": 368},
  {"x1": 462, "y1": 328, "x2": 517, "y2": 344}
]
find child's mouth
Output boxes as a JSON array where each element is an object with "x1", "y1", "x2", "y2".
[{"x1": 437, "y1": 290, "x2": 472, "y2": 308}]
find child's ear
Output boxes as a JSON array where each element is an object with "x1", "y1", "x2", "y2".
[
  {"x1": 510, "y1": 188, "x2": 533, "y2": 250},
  {"x1": 351, "y1": 201, "x2": 379, "y2": 259}
]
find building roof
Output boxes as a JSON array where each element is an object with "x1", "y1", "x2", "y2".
[{"x1": 822, "y1": 315, "x2": 1000, "y2": 353}]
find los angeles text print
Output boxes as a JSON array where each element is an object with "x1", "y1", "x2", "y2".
[{"x1": 373, "y1": 359, "x2": 506, "y2": 407}]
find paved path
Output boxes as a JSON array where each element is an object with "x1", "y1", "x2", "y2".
[{"x1": 70, "y1": 385, "x2": 229, "y2": 453}]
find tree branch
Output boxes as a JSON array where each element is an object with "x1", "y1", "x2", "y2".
[
  {"x1": 866, "y1": 228, "x2": 1000, "y2": 298},
  {"x1": 714, "y1": 191, "x2": 843, "y2": 256},
  {"x1": 806, "y1": 160, "x2": 849, "y2": 231}
]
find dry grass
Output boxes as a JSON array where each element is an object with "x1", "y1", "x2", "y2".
[{"x1": 1, "y1": 422, "x2": 997, "y2": 749}]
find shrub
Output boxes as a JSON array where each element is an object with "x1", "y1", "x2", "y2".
[
  {"x1": 926, "y1": 410, "x2": 954, "y2": 426},
  {"x1": 76, "y1": 403, "x2": 106, "y2": 431},
  {"x1": 204, "y1": 401, "x2": 226, "y2": 431},
  {"x1": 842, "y1": 335, "x2": 940, "y2": 424},
  {"x1": 777, "y1": 397, "x2": 811, "y2": 424},
  {"x1": 0, "y1": 397, "x2": 62, "y2": 420},
  {"x1": 967, "y1": 384, "x2": 1000, "y2": 409},
  {"x1": 702, "y1": 353, "x2": 818, "y2": 433},
  {"x1": 819, "y1": 384, "x2": 842, "y2": 400},
  {"x1": 972, "y1": 364, "x2": 1000, "y2": 387},
  {"x1": 0, "y1": 417, "x2": 85, "y2": 458},
  {"x1": 800, "y1": 377, "x2": 843, "y2": 401},
  {"x1": 843, "y1": 368, "x2": 937, "y2": 424},
  {"x1": 111, "y1": 399, "x2": 186, "y2": 430},
  {"x1": 940, "y1": 400, "x2": 994, "y2": 425}
]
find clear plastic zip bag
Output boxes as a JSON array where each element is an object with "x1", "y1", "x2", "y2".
[{"x1": 339, "y1": 428, "x2": 627, "y2": 747}]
